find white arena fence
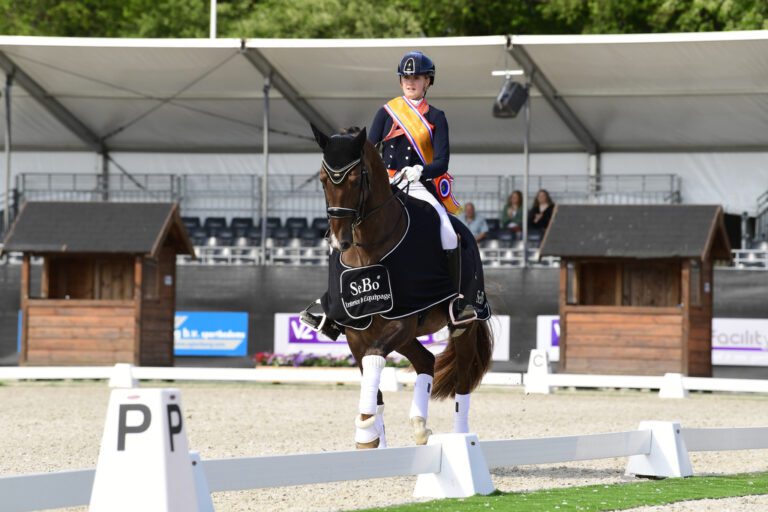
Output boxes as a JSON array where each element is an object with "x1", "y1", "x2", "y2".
[
  {"x1": 3, "y1": 420, "x2": 768, "y2": 511},
  {"x1": 2, "y1": 362, "x2": 768, "y2": 397}
]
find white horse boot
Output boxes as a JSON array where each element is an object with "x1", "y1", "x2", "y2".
[
  {"x1": 453, "y1": 393, "x2": 470, "y2": 433},
  {"x1": 409, "y1": 373, "x2": 433, "y2": 445},
  {"x1": 356, "y1": 355, "x2": 386, "y2": 449},
  {"x1": 374, "y1": 404, "x2": 387, "y2": 448}
]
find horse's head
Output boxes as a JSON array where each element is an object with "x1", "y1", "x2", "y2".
[{"x1": 311, "y1": 124, "x2": 374, "y2": 252}]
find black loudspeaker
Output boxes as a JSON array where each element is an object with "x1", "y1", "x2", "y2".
[{"x1": 493, "y1": 80, "x2": 528, "y2": 118}]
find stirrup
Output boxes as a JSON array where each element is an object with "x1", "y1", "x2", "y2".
[
  {"x1": 299, "y1": 300, "x2": 343, "y2": 341},
  {"x1": 449, "y1": 294, "x2": 477, "y2": 326}
]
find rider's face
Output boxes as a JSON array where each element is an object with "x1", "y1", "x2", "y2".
[{"x1": 400, "y1": 75, "x2": 429, "y2": 101}]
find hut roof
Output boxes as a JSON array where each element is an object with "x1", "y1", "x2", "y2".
[
  {"x1": 539, "y1": 204, "x2": 731, "y2": 260},
  {"x1": 2, "y1": 201, "x2": 195, "y2": 257}
]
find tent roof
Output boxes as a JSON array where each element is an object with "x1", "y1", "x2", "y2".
[{"x1": 0, "y1": 32, "x2": 766, "y2": 153}]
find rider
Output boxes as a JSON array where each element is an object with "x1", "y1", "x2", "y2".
[{"x1": 368, "y1": 50, "x2": 475, "y2": 329}]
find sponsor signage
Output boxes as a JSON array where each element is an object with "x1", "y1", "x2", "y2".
[
  {"x1": 537, "y1": 315, "x2": 768, "y2": 366},
  {"x1": 174, "y1": 312, "x2": 248, "y2": 356},
  {"x1": 275, "y1": 313, "x2": 510, "y2": 361}
]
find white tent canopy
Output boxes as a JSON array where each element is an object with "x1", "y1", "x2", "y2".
[{"x1": 0, "y1": 32, "x2": 766, "y2": 213}]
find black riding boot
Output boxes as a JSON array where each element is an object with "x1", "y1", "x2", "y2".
[
  {"x1": 445, "y1": 244, "x2": 477, "y2": 335},
  {"x1": 299, "y1": 299, "x2": 344, "y2": 341}
]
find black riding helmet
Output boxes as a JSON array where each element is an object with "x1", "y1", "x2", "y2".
[{"x1": 397, "y1": 51, "x2": 435, "y2": 85}]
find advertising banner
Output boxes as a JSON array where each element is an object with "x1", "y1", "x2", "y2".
[
  {"x1": 536, "y1": 315, "x2": 768, "y2": 366},
  {"x1": 274, "y1": 313, "x2": 510, "y2": 361},
  {"x1": 174, "y1": 312, "x2": 248, "y2": 356}
]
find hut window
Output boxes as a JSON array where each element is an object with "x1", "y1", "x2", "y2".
[{"x1": 689, "y1": 259, "x2": 702, "y2": 307}]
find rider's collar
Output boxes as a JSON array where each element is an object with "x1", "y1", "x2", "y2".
[{"x1": 407, "y1": 97, "x2": 425, "y2": 107}]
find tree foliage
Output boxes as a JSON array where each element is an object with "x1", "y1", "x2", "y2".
[{"x1": 0, "y1": 0, "x2": 764, "y2": 38}]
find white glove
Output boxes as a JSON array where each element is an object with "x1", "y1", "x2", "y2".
[{"x1": 403, "y1": 165, "x2": 423, "y2": 183}]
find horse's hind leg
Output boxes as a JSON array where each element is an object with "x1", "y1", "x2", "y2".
[
  {"x1": 396, "y1": 339, "x2": 436, "y2": 445},
  {"x1": 452, "y1": 324, "x2": 479, "y2": 433}
]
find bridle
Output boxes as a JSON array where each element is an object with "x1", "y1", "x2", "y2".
[{"x1": 321, "y1": 144, "x2": 407, "y2": 248}]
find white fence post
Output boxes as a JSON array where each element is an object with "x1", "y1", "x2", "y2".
[
  {"x1": 625, "y1": 421, "x2": 692, "y2": 479},
  {"x1": 89, "y1": 389, "x2": 199, "y2": 512},
  {"x1": 525, "y1": 349, "x2": 552, "y2": 394},
  {"x1": 108, "y1": 363, "x2": 138, "y2": 388},
  {"x1": 190, "y1": 452, "x2": 214, "y2": 512},
  {"x1": 658, "y1": 373, "x2": 689, "y2": 399},
  {"x1": 413, "y1": 433, "x2": 495, "y2": 498}
]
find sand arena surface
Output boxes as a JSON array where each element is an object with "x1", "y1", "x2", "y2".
[{"x1": 1, "y1": 380, "x2": 767, "y2": 511}]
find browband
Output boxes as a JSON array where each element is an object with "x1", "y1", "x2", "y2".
[{"x1": 322, "y1": 157, "x2": 361, "y2": 185}]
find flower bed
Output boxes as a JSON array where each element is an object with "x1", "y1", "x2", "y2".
[{"x1": 253, "y1": 352, "x2": 410, "y2": 368}]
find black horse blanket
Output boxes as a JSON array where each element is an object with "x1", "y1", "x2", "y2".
[{"x1": 321, "y1": 197, "x2": 491, "y2": 330}]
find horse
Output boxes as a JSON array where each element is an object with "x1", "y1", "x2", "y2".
[{"x1": 308, "y1": 124, "x2": 494, "y2": 449}]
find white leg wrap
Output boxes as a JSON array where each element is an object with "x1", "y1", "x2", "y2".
[
  {"x1": 454, "y1": 393, "x2": 470, "y2": 433},
  {"x1": 374, "y1": 404, "x2": 386, "y2": 448},
  {"x1": 359, "y1": 355, "x2": 386, "y2": 415},
  {"x1": 354, "y1": 414, "x2": 378, "y2": 444},
  {"x1": 409, "y1": 373, "x2": 433, "y2": 420}
]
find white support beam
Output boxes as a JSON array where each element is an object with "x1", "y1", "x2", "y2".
[
  {"x1": 506, "y1": 43, "x2": 599, "y2": 155},
  {"x1": 0, "y1": 51, "x2": 105, "y2": 153},
  {"x1": 241, "y1": 48, "x2": 336, "y2": 136}
]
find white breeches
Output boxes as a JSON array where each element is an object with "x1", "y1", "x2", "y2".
[{"x1": 393, "y1": 179, "x2": 457, "y2": 250}]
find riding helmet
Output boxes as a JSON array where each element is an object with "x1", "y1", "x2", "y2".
[{"x1": 397, "y1": 51, "x2": 435, "y2": 85}]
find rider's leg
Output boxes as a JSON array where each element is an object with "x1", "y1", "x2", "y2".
[
  {"x1": 398, "y1": 181, "x2": 457, "y2": 250},
  {"x1": 399, "y1": 181, "x2": 475, "y2": 330}
]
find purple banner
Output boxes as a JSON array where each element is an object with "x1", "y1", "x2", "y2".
[
  {"x1": 286, "y1": 315, "x2": 446, "y2": 346},
  {"x1": 551, "y1": 318, "x2": 560, "y2": 347}
]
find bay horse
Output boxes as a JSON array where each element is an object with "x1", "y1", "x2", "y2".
[{"x1": 307, "y1": 124, "x2": 493, "y2": 449}]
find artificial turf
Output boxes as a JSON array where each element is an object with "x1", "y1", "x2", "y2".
[{"x1": 360, "y1": 471, "x2": 768, "y2": 511}]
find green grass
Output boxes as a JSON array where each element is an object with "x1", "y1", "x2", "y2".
[{"x1": 360, "y1": 471, "x2": 768, "y2": 511}]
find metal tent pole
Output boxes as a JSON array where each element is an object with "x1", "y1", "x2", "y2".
[
  {"x1": 259, "y1": 75, "x2": 271, "y2": 265},
  {"x1": 209, "y1": 0, "x2": 217, "y2": 39},
  {"x1": 4, "y1": 72, "x2": 13, "y2": 235},
  {"x1": 521, "y1": 75, "x2": 531, "y2": 268}
]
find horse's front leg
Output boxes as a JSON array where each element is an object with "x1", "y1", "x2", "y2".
[{"x1": 355, "y1": 318, "x2": 417, "y2": 449}]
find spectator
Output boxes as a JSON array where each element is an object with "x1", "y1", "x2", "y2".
[
  {"x1": 500, "y1": 190, "x2": 523, "y2": 238},
  {"x1": 529, "y1": 189, "x2": 554, "y2": 235},
  {"x1": 459, "y1": 202, "x2": 489, "y2": 242}
]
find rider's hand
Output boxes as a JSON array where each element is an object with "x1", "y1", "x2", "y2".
[{"x1": 403, "y1": 165, "x2": 423, "y2": 183}]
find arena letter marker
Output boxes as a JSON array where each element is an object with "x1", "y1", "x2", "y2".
[{"x1": 89, "y1": 388, "x2": 200, "y2": 512}]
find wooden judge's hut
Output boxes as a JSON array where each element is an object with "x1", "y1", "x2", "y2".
[
  {"x1": 2, "y1": 202, "x2": 195, "y2": 366},
  {"x1": 539, "y1": 204, "x2": 731, "y2": 377}
]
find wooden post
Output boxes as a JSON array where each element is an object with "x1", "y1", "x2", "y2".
[
  {"x1": 133, "y1": 256, "x2": 143, "y2": 365},
  {"x1": 680, "y1": 260, "x2": 691, "y2": 375},
  {"x1": 20, "y1": 253, "x2": 30, "y2": 364},
  {"x1": 558, "y1": 260, "x2": 568, "y2": 372}
]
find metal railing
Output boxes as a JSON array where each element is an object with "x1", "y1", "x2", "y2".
[
  {"x1": 757, "y1": 190, "x2": 768, "y2": 242},
  {"x1": 13, "y1": 172, "x2": 681, "y2": 226},
  {"x1": 15, "y1": 173, "x2": 181, "y2": 204}
]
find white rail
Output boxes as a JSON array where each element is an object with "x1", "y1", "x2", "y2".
[{"x1": 5, "y1": 425, "x2": 768, "y2": 512}]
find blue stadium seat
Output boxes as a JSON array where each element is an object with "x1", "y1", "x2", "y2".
[
  {"x1": 270, "y1": 227, "x2": 292, "y2": 247},
  {"x1": 486, "y1": 217, "x2": 500, "y2": 232},
  {"x1": 182, "y1": 216, "x2": 201, "y2": 231},
  {"x1": 231, "y1": 217, "x2": 254, "y2": 237},
  {"x1": 215, "y1": 228, "x2": 235, "y2": 246},
  {"x1": 286, "y1": 217, "x2": 308, "y2": 237},
  {"x1": 257, "y1": 217, "x2": 282, "y2": 230},
  {"x1": 204, "y1": 217, "x2": 227, "y2": 236}
]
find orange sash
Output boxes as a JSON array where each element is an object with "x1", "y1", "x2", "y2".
[{"x1": 382, "y1": 96, "x2": 462, "y2": 215}]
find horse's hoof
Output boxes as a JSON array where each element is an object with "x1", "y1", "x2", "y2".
[
  {"x1": 410, "y1": 416, "x2": 432, "y2": 445},
  {"x1": 356, "y1": 438, "x2": 380, "y2": 449}
]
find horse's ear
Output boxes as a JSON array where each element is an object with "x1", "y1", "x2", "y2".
[
  {"x1": 310, "y1": 123, "x2": 329, "y2": 150},
  {"x1": 352, "y1": 127, "x2": 367, "y2": 153}
]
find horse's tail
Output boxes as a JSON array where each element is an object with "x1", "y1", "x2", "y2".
[{"x1": 431, "y1": 320, "x2": 494, "y2": 400}]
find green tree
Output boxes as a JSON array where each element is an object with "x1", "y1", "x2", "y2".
[{"x1": 217, "y1": 0, "x2": 422, "y2": 38}]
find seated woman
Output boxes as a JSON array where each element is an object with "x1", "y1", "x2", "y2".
[
  {"x1": 529, "y1": 188, "x2": 554, "y2": 236},
  {"x1": 501, "y1": 190, "x2": 523, "y2": 238}
]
